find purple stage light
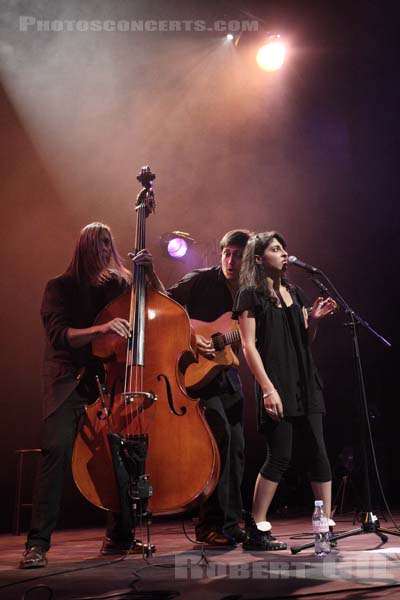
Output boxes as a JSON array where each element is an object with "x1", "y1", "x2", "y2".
[
  {"x1": 160, "y1": 230, "x2": 195, "y2": 259},
  {"x1": 167, "y1": 237, "x2": 189, "y2": 258}
]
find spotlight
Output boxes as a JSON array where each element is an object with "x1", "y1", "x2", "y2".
[
  {"x1": 226, "y1": 33, "x2": 234, "y2": 41},
  {"x1": 256, "y1": 34, "x2": 286, "y2": 72},
  {"x1": 160, "y1": 231, "x2": 195, "y2": 259}
]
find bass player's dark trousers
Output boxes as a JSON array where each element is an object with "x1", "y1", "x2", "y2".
[{"x1": 25, "y1": 389, "x2": 88, "y2": 551}]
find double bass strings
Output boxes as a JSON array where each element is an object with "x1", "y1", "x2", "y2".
[{"x1": 124, "y1": 201, "x2": 147, "y2": 435}]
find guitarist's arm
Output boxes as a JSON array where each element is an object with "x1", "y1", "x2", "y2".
[
  {"x1": 167, "y1": 269, "x2": 200, "y2": 306},
  {"x1": 168, "y1": 270, "x2": 222, "y2": 359},
  {"x1": 168, "y1": 271, "x2": 215, "y2": 357}
]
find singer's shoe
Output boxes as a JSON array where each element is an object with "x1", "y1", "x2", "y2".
[
  {"x1": 19, "y1": 546, "x2": 47, "y2": 569},
  {"x1": 242, "y1": 512, "x2": 287, "y2": 552},
  {"x1": 224, "y1": 525, "x2": 248, "y2": 544}
]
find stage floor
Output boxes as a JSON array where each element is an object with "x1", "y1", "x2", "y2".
[{"x1": 1, "y1": 514, "x2": 400, "y2": 599}]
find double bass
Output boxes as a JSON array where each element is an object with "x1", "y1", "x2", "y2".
[{"x1": 72, "y1": 166, "x2": 220, "y2": 514}]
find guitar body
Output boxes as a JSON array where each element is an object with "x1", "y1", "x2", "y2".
[{"x1": 185, "y1": 312, "x2": 240, "y2": 392}]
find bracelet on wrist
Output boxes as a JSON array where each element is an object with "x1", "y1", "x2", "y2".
[{"x1": 263, "y1": 389, "x2": 276, "y2": 399}]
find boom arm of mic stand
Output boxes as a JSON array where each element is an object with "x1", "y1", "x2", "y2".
[
  {"x1": 312, "y1": 270, "x2": 391, "y2": 348},
  {"x1": 310, "y1": 276, "x2": 329, "y2": 297},
  {"x1": 347, "y1": 312, "x2": 391, "y2": 348}
]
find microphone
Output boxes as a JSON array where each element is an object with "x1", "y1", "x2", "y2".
[{"x1": 288, "y1": 256, "x2": 320, "y2": 274}]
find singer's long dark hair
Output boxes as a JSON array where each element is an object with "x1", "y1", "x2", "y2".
[{"x1": 240, "y1": 231, "x2": 292, "y2": 303}]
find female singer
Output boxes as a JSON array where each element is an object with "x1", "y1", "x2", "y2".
[{"x1": 232, "y1": 231, "x2": 337, "y2": 551}]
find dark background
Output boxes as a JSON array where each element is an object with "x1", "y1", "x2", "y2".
[{"x1": 1, "y1": 0, "x2": 399, "y2": 533}]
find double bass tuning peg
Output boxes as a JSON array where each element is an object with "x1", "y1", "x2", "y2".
[
  {"x1": 136, "y1": 166, "x2": 156, "y2": 214},
  {"x1": 136, "y1": 166, "x2": 156, "y2": 188}
]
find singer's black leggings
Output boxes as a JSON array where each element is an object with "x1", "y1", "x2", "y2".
[{"x1": 259, "y1": 413, "x2": 331, "y2": 483}]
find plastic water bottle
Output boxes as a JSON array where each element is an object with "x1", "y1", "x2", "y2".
[{"x1": 312, "y1": 500, "x2": 331, "y2": 556}]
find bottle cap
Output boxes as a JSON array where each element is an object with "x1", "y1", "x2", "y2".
[{"x1": 314, "y1": 500, "x2": 323, "y2": 507}]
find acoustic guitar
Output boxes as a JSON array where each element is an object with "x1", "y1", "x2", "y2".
[
  {"x1": 185, "y1": 312, "x2": 241, "y2": 392},
  {"x1": 184, "y1": 303, "x2": 316, "y2": 393}
]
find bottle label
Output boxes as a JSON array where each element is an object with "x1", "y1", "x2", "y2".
[{"x1": 313, "y1": 517, "x2": 329, "y2": 534}]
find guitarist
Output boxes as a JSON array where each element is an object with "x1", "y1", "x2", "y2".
[{"x1": 168, "y1": 229, "x2": 251, "y2": 545}]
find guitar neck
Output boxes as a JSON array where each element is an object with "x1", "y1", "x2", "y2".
[
  {"x1": 224, "y1": 329, "x2": 241, "y2": 346},
  {"x1": 212, "y1": 328, "x2": 241, "y2": 350}
]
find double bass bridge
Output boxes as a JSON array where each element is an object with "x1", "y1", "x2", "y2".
[{"x1": 121, "y1": 391, "x2": 158, "y2": 408}]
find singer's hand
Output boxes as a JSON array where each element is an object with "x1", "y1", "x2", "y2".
[
  {"x1": 263, "y1": 389, "x2": 283, "y2": 421},
  {"x1": 310, "y1": 296, "x2": 337, "y2": 320}
]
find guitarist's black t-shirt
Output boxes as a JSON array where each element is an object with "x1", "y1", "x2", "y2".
[
  {"x1": 167, "y1": 266, "x2": 241, "y2": 395},
  {"x1": 167, "y1": 266, "x2": 233, "y2": 322}
]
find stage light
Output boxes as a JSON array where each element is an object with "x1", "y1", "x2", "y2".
[
  {"x1": 160, "y1": 231, "x2": 195, "y2": 259},
  {"x1": 168, "y1": 237, "x2": 188, "y2": 258},
  {"x1": 256, "y1": 35, "x2": 286, "y2": 72},
  {"x1": 226, "y1": 34, "x2": 234, "y2": 41}
]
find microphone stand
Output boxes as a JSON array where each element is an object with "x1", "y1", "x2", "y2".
[{"x1": 290, "y1": 269, "x2": 396, "y2": 555}]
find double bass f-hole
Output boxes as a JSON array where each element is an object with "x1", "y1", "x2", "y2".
[{"x1": 157, "y1": 374, "x2": 187, "y2": 417}]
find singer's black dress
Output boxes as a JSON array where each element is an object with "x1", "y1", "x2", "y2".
[
  {"x1": 232, "y1": 284, "x2": 331, "y2": 483},
  {"x1": 232, "y1": 284, "x2": 325, "y2": 431},
  {"x1": 233, "y1": 286, "x2": 332, "y2": 482}
]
